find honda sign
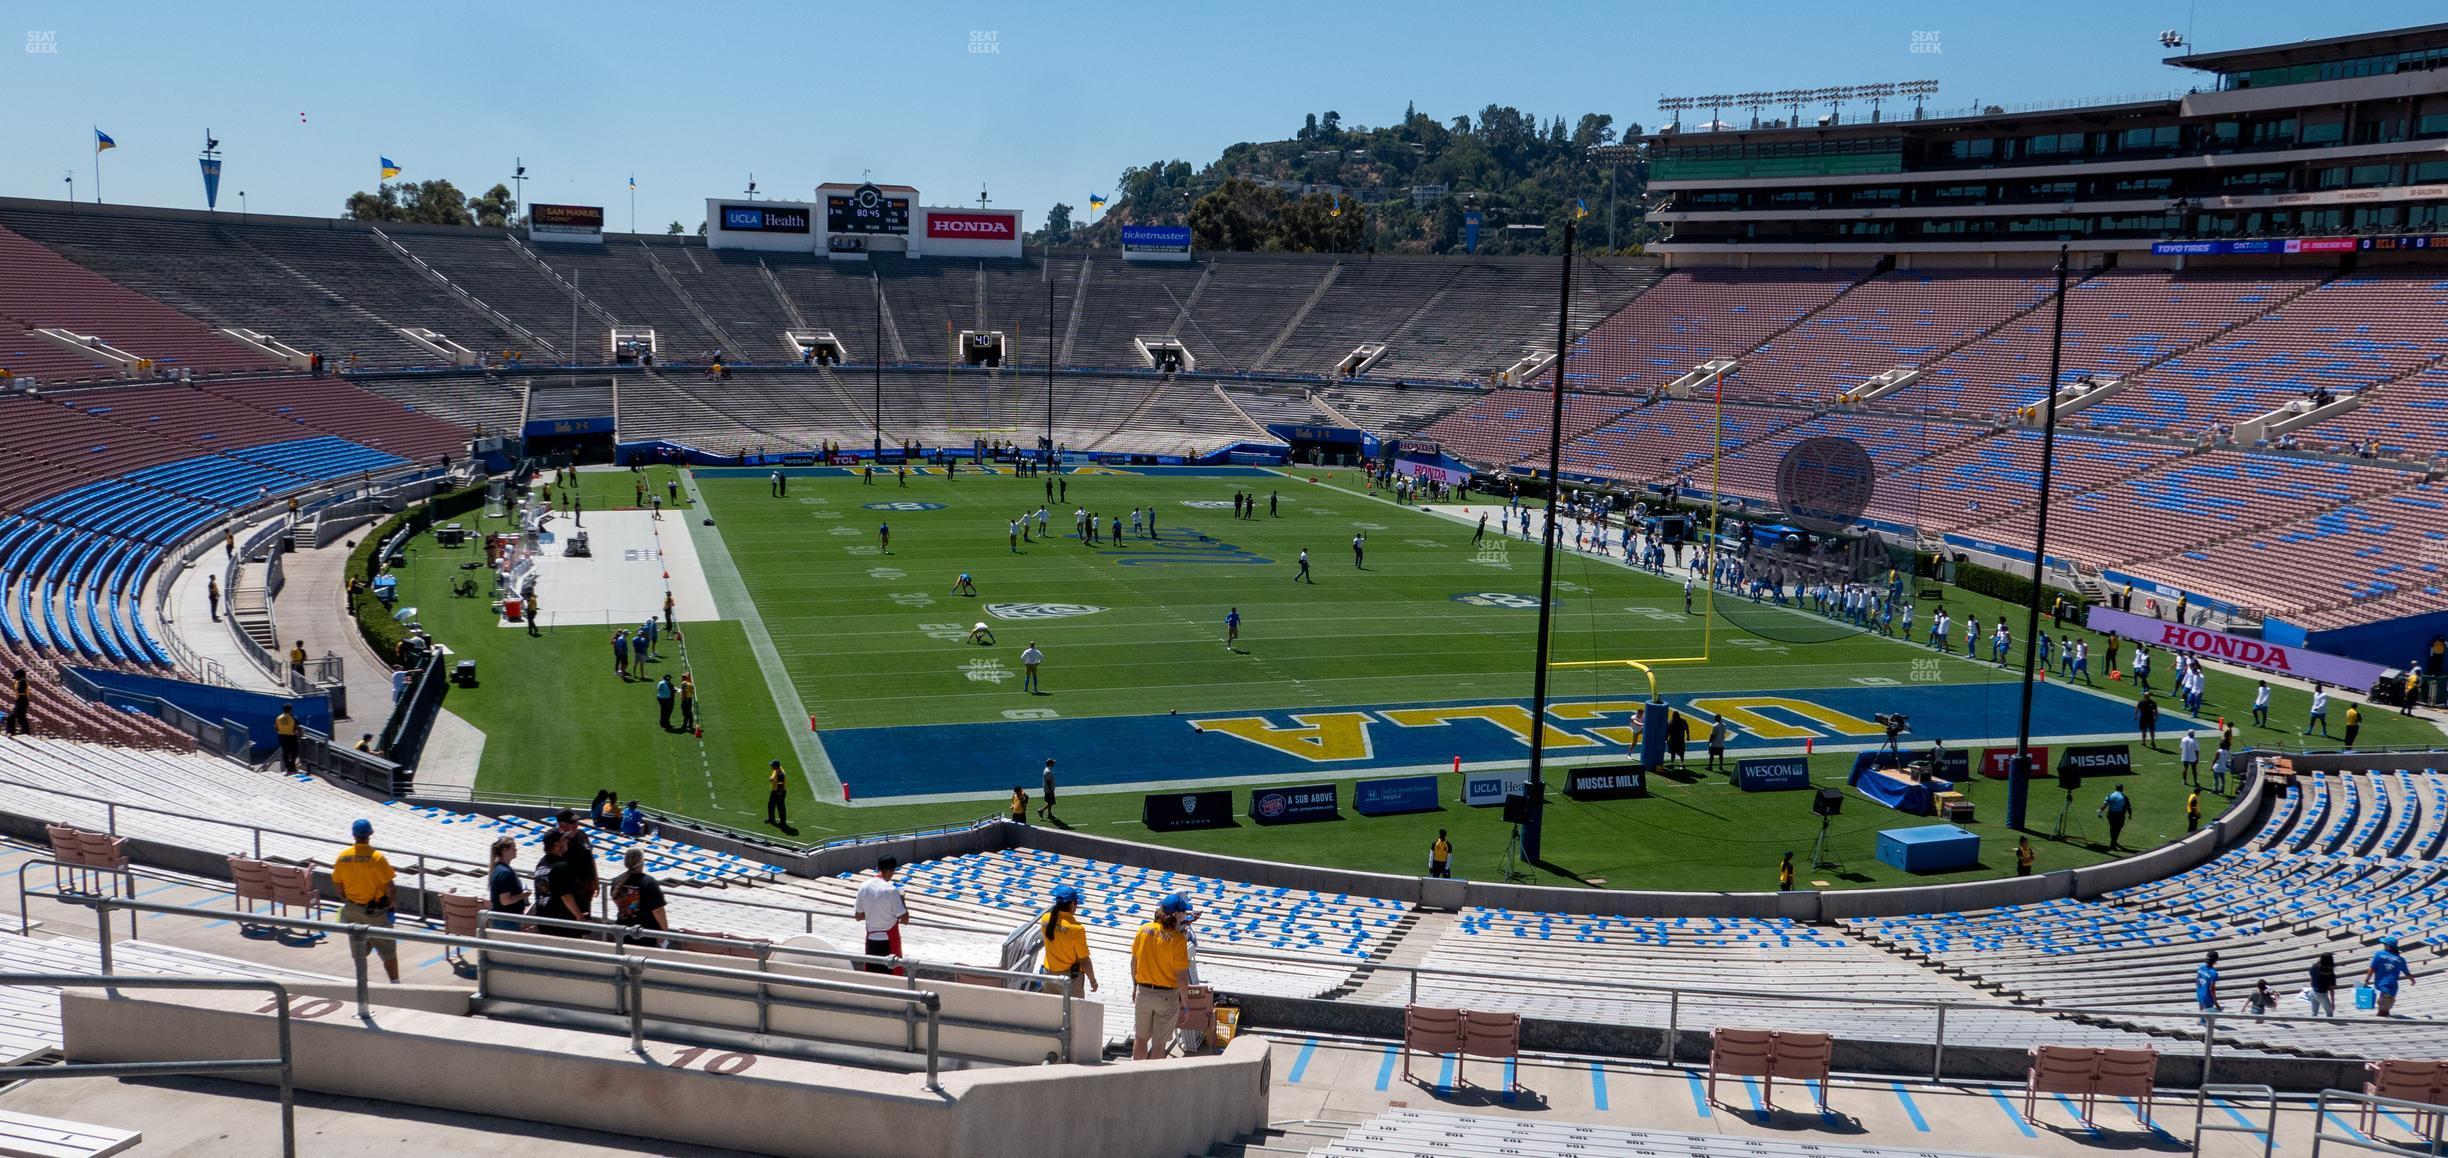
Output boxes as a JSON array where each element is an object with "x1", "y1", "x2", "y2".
[{"x1": 925, "y1": 211, "x2": 1018, "y2": 240}]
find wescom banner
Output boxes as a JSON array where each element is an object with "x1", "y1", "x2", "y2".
[{"x1": 2085, "y1": 606, "x2": 2387, "y2": 689}]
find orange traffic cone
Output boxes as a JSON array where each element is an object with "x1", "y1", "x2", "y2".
[
  {"x1": 841, "y1": 782, "x2": 854, "y2": 802},
  {"x1": 692, "y1": 725, "x2": 702, "y2": 739}
]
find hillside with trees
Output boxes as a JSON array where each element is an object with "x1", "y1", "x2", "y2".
[{"x1": 1032, "y1": 103, "x2": 1651, "y2": 256}]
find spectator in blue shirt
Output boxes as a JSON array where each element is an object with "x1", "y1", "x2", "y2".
[
  {"x1": 620, "y1": 800, "x2": 651, "y2": 838},
  {"x1": 2195, "y1": 951, "x2": 2221, "y2": 1012},
  {"x1": 2367, "y1": 939, "x2": 2415, "y2": 1018}
]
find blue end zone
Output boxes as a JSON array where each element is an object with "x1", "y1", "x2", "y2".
[{"x1": 820, "y1": 681, "x2": 2201, "y2": 800}]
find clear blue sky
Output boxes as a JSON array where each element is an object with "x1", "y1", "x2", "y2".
[{"x1": 5, "y1": 1, "x2": 2440, "y2": 231}]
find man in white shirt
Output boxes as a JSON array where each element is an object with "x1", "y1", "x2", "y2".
[
  {"x1": 2252, "y1": 680, "x2": 2271, "y2": 728},
  {"x1": 853, "y1": 856, "x2": 909, "y2": 975},
  {"x1": 2306, "y1": 686, "x2": 2331, "y2": 737},
  {"x1": 1021, "y1": 642, "x2": 1044, "y2": 694},
  {"x1": 2179, "y1": 731, "x2": 2201, "y2": 785}
]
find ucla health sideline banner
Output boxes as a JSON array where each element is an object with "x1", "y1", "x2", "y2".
[
  {"x1": 1462, "y1": 769, "x2": 1528, "y2": 807},
  {"x1": 2085, "y1": 606, "x2": 2387, "y2": 689}
]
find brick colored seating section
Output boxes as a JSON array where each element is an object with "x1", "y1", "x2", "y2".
[{"x1": 0, "y1": 223, "x2": 277, "y2": 379}]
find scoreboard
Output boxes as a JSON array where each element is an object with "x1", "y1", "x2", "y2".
[{"x1": 826, "y1": 183, "x2": 910, "y2": 235}]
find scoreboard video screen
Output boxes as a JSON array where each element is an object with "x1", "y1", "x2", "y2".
[{"x1": 827, "y1": 183, "x2": 910, "y2": 235}]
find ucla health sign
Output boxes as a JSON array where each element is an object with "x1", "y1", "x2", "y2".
[
  {"x1": 720, "y1": 204, "x2": 810, "y2": 233},
  {"x1": 1462, "y1": 769, "x2": 1529, "y2": 807}
]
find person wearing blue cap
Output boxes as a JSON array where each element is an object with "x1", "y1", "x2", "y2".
[
  {"x1": 333, "y1": 819, "x2": 400, "y2": 983},
  {"x1": 1038, "y1": 885, "x2": 1098, "y2": 996},
  {"x1": 1130, "y1": 892, "x2": 1194, "y2": 1060},
  {"x1": 2366, "y1": 938, "x2": 2415, "y2": 1017}
]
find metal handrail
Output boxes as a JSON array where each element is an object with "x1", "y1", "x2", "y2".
[
  {"x1": 2196, "y1": 1083, "x2": 2278, "y2": 1158},
  {"x1": 2312, "y1": 1088, "x2": 2448, "y2": 1156},
  {"x1": 507, "y1": 909, "x2": 1076, "y2": 1062},
  {"x1": 38, "y1": 890, "x2": 954, "y2": 1088},
  {"x1": 0, "y1": 973, "x2": 298, "y2": 1156},
  {"x1": 0, "y1": 772, "x2": 493, "y2": 874}
]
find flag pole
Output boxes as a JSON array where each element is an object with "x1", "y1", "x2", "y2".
[{"x1": 92, "y1": 127, "x2": 102, "y2": 204}]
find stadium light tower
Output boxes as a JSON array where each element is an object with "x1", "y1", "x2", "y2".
[
  {"x1": 1900, "y1": 80, "x2": 1940, "y2": 121},
  {"x1": 512, "y1": 158, "x2": 527, "y2": 217}
]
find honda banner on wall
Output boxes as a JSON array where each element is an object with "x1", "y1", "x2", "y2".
[
  {"x1": 915, "y1": 207, "x2": 1022, "y2": 258},
  {"x1": 2085, "y1": 605, "x2": 2388, "y2": 689}
]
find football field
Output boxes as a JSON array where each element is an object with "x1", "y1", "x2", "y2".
[{"x1": 699, "y1": 464, "x2": 2183, "y2": 801}]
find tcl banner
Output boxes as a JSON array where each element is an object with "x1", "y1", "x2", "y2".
[
  {"x1": 1978, "y1": 745, "x2": 2050, "y2": 780},
  {"x1": 926, "y1": 211, "x2": 1017, "y2": 240},
  {"x1": 2084, "y1": 606, "x2": 2388, "y2": 689}
]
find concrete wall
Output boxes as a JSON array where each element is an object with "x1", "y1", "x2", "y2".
[{"x1": 62, "y1": 989, "x2": 1269, "y2": 1158}]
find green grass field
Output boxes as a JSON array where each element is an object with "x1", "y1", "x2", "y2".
[{"x1": 386, "y1": 462, "x2": 2444, "y2": 891}]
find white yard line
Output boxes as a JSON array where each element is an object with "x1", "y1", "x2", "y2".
[{"x1": 679, "y1": 470, "x2": 843, "y2": 801}]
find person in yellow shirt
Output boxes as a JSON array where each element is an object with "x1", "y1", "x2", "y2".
[
  {"x1": 2186, "y1": 789, "x2": 2202, "y2": 833},
  {"x1": 289, "y1": 640, "x2": 308, "y2": 677},
  {"x1": 1427, "y1": 831, "x2": 1452, "y2": 879},
  {"x1": 1038, "y1": 885, "x2": 1099, "y2": 996},
  {"x1": 1130, "y1": 893, "x2": 1194, "y2": 1060},
  {"x1": 1777, "y1": 851, "x2": 1795, "y2": 892},
  {"x1": 333, "y1": 819, "x2": 400, "y2": 983},
  {"x1": 274, "y1": 704, "x2": 301, "y2": 773},
  {"x1": 2015, "y1": 836, "x2": 2036, "y2": 877}
]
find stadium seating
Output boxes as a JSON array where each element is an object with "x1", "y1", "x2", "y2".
[
  {"x1": 1735, "y1": 271, "x2": 2059, "y2": 403},
  {"x1": 1898, "y1": 270, "x2": 2321, "y2": 416},
  {"x1": 1318, "y1": 1108, "x2": 2002, "y2": 1158},
  {"x1": 0, "y1": 223, "x2": 279, "y2": 381},
  {"x1": 2082, "y1": 272, "x2": 2448, "y2": 436},
  {"x1": 1552, "y1": 269, "x2": 1860, "y2": 395},
  {"x1": 1845, "y1": 767, "x2": 2448, "y2": 1058}
]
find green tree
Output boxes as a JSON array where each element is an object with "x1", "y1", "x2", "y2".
[
  {"x1": 1044, "y1": 202, "x2": 1074, "y2": 244},
  {"x1": 343, "y1": 185, "x2": 403, "y2": 222},
  {"x1": 468, "y1": 183, "x2": 517, "y2": 229},
  {"x1": 666, "y1": 221, "x2": 685, "y2": 235}
]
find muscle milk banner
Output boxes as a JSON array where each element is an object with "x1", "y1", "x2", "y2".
[{"x1": 2085, "y1": 605, "x2": 2387, "y2": 689}]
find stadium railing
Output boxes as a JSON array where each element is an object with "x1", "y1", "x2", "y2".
[
  {"x1": 2310, "y1": 1088, "x2": 2448, "y2": 1156},
  {"x1": 51, "y1": 665, "x2": 249, "y2": 760},
  {"x1": 406, "y1": 788, "x2": 1000, "y2": 864},
  {"x1": 33, "y1": 887, "x2": 960, "y2": 1087},
  {"x1": 0, "y1": 973, "x2": 300, "y2": 1156},
  {"x1": 1, "y1": 783, "x2": 491, "y2": 919}
]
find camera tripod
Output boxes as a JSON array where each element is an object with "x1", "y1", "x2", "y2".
[
  {"x1": 1497, "y1": 824, "x2": 1535, "y2": 884},
  {"x1": 2049, "y1": 788, "x2": 2087, "y2": 842},
  {"x1": 1809, "y1": 814, "x2": 1841, "y2": 871}
]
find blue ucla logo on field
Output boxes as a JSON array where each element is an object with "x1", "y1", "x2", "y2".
[
  {"x1": 863, "y1": 501, "x2": 945, "y2": 512},
  {"x1": 1451, "y1": 592, "x2": 1544, "y2": 609}
]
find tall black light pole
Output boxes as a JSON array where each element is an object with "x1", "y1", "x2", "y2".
[
  {"x1": 872, "y1": 274, "x2": 884, "y2": 459},
  {"x1": 1046, "y1": 245, "x2": 1058, "y2": 459},
  {"x1": 1522, "y1": 219, "x2": 1578, "y2": 862},
  {"x1": 2007, "y1": 245, "x2": 2072, "y2": 832}
]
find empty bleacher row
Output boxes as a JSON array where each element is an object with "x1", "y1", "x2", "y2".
[
  {"x1": 1845, "y1": 766, "x2": 2448, "y2": 1058},
  {"x1": 1371, "y1": 911, "x2": 2168, "y2": 1053},
  {"x1": 0, "y1": 737, "x2": 776, "y2": 886},
  {"x1": 1313, "y1": 1108, "x2": 2001, "y2": 1158}
]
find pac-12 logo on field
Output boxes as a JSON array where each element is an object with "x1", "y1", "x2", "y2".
[
  {"x1": 863, "y1": 501, "x2": 945, "y2": 512},
  {"x1": 1451, "y1": 592, "x2": 1544, "y2": 609},
  {"x1": 986, "y1": 602, "x2": 1107, "y2": 621}
]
